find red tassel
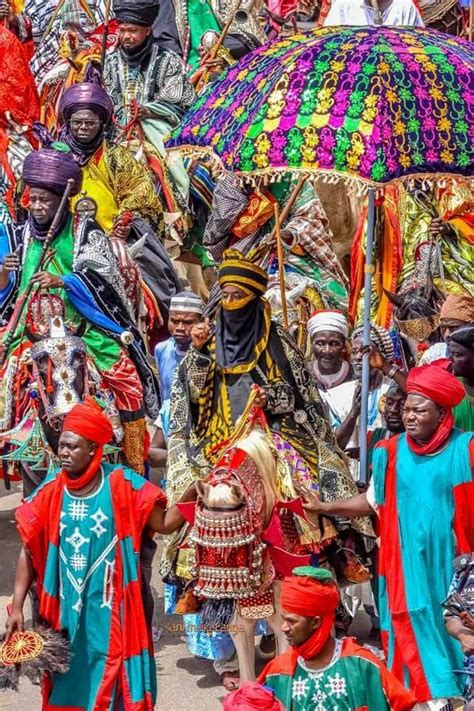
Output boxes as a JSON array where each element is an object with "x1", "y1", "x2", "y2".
[{"x1": 46, "y1": 359, "x2": 54, "y2": 394}]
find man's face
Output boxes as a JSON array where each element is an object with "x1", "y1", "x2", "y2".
[
  {"x1": 402, "y1": 394, "x2": 443, "y2": 443},
  {"x1": 441, "y1": 319, "x2": 466, "y2": 342},
  {"x1": 312, "y1": 331, "x2": 345, "y2": 373},
  {"x1": 69, "y1": 108, "x2": 102, "y2": 144},
  {"x1": 449, "y1": 341, "x2": 473, "y2": 380},
  {"x1": 119, "y1": 23, "x2": 151, "y2": 51},
  {"x1": 58, "y1": 431, "x2": 96, "y2": 477},
  {"x1": 351, "y1": 336, "x2": 369, "y2": 377},
  {"x1": 281, "y1": 610, "x2": 320, "y2": 647},
  {"x1": 168, "y1": 310, "x2": 202, "y2": 349},
  {"x1": 29, "y1": 188, "x2": 62, "y2": 225},
  {"x1": 221, "y1": 284, "x2": 247, "y2": 306},
  {"x1": 384, "y1": 389, "x2": 406, "y2": 433}
]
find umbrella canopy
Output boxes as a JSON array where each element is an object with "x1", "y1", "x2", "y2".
[{"x1": 168, "y1": 26, "x2": 473, "y2": 186}]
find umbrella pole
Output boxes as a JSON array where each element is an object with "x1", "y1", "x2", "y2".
[
  {"x1": 470, "y1": 0, "x2": 473, "y2": 41},
  {"x1": 359, "y1": 186, "x2": 376, "y2": 485},
  {"x1": 273, "y1": 202, "x2": 289, "y2": 330}
]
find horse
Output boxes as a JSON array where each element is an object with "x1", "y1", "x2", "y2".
[
  {"x1": 0, "y1": 295, "x2": 120, "y2": 494},
  {"x1": 385, "y1": 277, "x2": 445, "y2": 366},
  {"x1": 189, "y1": 429, "x2": 292, "y2": 683}
]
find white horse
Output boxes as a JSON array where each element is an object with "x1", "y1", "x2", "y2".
[{"x1": 193, "y1": 430, "x2": 289, "y2": 682}]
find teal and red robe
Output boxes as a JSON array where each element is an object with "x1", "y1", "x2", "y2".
[
  {"x1": 16, "y1": 463, "x2": 166, "y2": 710},
  {"x1": 259, "y1": 637, "x2": 417, "y2": 710},
  {"x1": 373, "y1": 430, "x2": 474, "y2": 703}
]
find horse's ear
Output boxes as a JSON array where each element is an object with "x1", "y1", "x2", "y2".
[
  {"x1": 195, "y1": 480, "x2": 208, "y2": 500},
  {"x1": 230, "y1": 483, "x2": 244, "y2": 502},
  {"x1": 383, "y1": 288, "x2": 403, "y2": 307},
  {"x1": 423, "y1": 274, "x2": 435, "y2": 301},
  {"x1": 25, "y1": 326, "x2": 41, "y2": 343}
]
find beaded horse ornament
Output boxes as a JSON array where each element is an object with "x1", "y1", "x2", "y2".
[{"x1": 191, "y1": 439, "x2": 276, "y2": 624}]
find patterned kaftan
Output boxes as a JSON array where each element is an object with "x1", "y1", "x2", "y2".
[
  {"x1": 16, "y1": 464, "x2": 166, "y2": 710},
  {"x1": 104, "y1": 45, "x2": 195, "y2": 207},
  {"x1": 262, "y1": 637, "x2": 417, "y2": 710},
  {"x1": 290, "y1": 640, "x2": 396, "y2": 710},
  {"x1": 52, "y1": 471, "x2": 118, "y2": 707}
]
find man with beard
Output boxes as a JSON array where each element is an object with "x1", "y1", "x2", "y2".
[
  {"x1": 154, "y1": 291, "x2": 204, "y2": 439},
  {"x1": 367, "y1": 382, "x2": 407, "y2": 465},
  {"x1": 103, "y1": 0, "x2": 195, "y2": 212},
  {"x1": 307, "y1": 310, "x2": 354, "y2": 391},
  {"x1": 323, "y1": 324, "x2": 406, "y2": 471}
]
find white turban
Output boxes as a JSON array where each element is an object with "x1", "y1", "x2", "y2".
[{"x1": 307, "y1": 310, "x2": 349, "y2": 339}]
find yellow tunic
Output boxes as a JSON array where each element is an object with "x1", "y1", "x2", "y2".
[{"x1": 71, "y1": 142, "x2": 164, "y2": 233}]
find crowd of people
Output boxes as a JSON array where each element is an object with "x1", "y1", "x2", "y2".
[{"x1": 0, "y1": 0, "x2": 472, "y2": 709}]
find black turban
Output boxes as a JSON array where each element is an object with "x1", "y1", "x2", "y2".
[{"x1": 113, "y1": 0, "x2": 159, "y2": 26}]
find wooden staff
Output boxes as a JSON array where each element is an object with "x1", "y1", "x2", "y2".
[
  {"x1": 470, "y1": 0, "x2": 473, "y2": 42},
  {"x1": 100, "y1": 0, "x2": 113, "y2": 73},
  {"x1": 0, "y1": 179, "x2": 76, "y2": 367},
  {"x1": 195, "y1": 0, "x2": 245, "y2": 91},
  {"x1": 273, "y1": 201, "x2": 289, "y2": 330},
  {"x1": 267, "y1": 175, "x2": 305, "y2": 242},
  {"x1": 209, "y1": 0, "x2": 243, "y2": 59}
]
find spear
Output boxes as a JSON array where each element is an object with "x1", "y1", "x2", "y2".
[
  {"x1": 273, "y1": 201, "x2": 289, "y2": 330},
  {"x1": 100, "y1": 0, "x2": 113, "y2": 73}
]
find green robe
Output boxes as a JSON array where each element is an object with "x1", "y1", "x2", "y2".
[
  {"x1": 14, "y1": 217, "x2": 120, "y2": 370},
  {"x1": 260, "y1": 637, "x2": 417, "y2": 710}
]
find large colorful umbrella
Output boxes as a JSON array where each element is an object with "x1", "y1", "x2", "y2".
[
  {"x1": 170, "y1": 26, "x2": 473, "y2": 482},
  {"x1": 169, "y1": 26, "x2": 473, "y2": 187}
]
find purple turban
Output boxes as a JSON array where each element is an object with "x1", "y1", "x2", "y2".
[
  {"x1": 23, "y1": 145, "x2": 82, "y2": 197},
  {"x1": 59, "y1": 82, "x2": 114, "y2": 124},
  {"x1": 113, "y1": 0, "x2": 159, "y2": 26}
]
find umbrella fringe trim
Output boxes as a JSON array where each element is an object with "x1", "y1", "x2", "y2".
[{"x1": 169, "y1": 145, "x2": 473, "y2": 198}]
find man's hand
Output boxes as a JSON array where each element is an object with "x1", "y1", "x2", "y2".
[
  {"x1": 0, "y1": 251, "x2": 21, "y2": 273},
  {"x1": 253, "y1": 386, "x2": 267, "y2": 409},
  {"x1": 457, "y1": 629, "x2": 474, "y2": 655},
  {"x1": 349, "y1": 380, "x2": 362, "y2": 418},
  {"x1": 200, "y1": 55, "x2": 226, "y2": 74},
  {"x1": 137, "y1": 105, "x2": 154, "y2": 120},
  {"x1": 460, "y1": 610, "x2": 474, "y2": 632},
  {"x1": 368, "y1": 345, "x2": 385, "y2": 371},
  {"x1": 0, "y1": 251, "x2": 21, "y2": 290},
  {"x1": 112, "y1": 221, "x2": 132, "y2": 241},
  {"x1": 179, "y1": 481, "x2": 198, "y2": 503},
  {"x1": 190, "y1": 317, "x2": 210, "y2": 351},
  {"x1": 5, "y1": 608, "x2": 24, "y2": 641},
  {"x1": 429, "y1": 217, "x2": 450, "y2": 239},
  {"x1": 32, "y1": 272, "x2": 64, "y2": 289},
  {"x1": 295, "y1": 485, "x2": 327, "y2": 516}
]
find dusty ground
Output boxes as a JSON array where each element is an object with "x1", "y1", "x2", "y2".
[{"x1": 0, "y1": 481, "x2": 370, "y2": 711}]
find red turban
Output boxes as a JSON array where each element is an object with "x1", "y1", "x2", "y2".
[
  {"x1": 62, "y1": 398, "x2": 113, "y2": 445},
  {"x1": 222, "y1": 682, "x2": 284, "y2": 711},
  {"x1": 281, "y1": 567, "x2": 340, "y2": 617},
  {"x1": 407, "y1": 362, "x2": 465, "y2": 409}
]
